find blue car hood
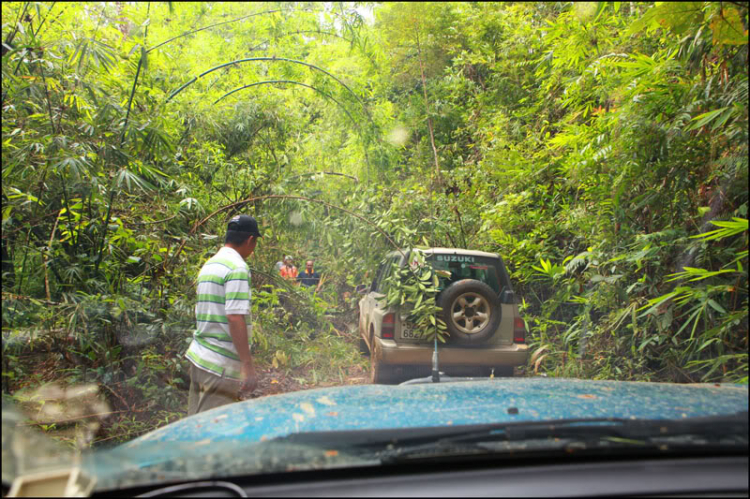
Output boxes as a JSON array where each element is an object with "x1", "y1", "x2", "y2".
[
  {"x1": 123, "y1": 377, "x2": 748, "y2": 446},
  {"x1": 83, "y1": 378, "x2": 746, "y2": 490}
]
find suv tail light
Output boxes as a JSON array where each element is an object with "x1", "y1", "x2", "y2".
[
  {"x1": 382, "y1": 313, "x2": 395, "y2": 339},
  {"x1": 513, "y1": 316, "x2": 526, "y2": 344}
]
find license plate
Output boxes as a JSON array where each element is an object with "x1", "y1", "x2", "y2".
[{"x1": 401, "y1": 326, "x2": 421, "y2": 339}]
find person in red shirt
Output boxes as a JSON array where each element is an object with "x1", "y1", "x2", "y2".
[{"x1": 280, "y1": 255, "x2": 298, "y2": 282}]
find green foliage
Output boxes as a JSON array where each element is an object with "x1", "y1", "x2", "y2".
[
  {"x1": 532, "y1": 258, "x2": 566, "y2": 281},
  {"x1": 638, "y1": 218, "x2": 748, "y2": 381},
  {"x1": 2, "y1": 0, "x2": 748, "y2": 445},
  {"x1": 383, "y1": 250, "x2": 448, "y2": 342}
]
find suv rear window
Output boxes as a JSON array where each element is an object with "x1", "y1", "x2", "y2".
[{"x1": 427, "y1": 255, "x2": 502, "y2": 294}]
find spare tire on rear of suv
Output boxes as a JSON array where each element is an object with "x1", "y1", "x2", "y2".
[{"x1": 437, "y1": 279, "x2": 501, "y2": 345}]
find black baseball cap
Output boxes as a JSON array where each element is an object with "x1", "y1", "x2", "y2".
[{"x1": 227, "y1": 215, "x2": 262, "y2": 237}]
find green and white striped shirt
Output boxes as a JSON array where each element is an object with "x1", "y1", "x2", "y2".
[{"x1": 186, "y1": 246, "x2": 252, "y2": 381}]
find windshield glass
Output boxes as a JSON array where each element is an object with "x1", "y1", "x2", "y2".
[{"x1": 2, "y1": 1, "x2": 747, "y2": 494}]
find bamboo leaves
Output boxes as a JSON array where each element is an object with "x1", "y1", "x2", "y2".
[
  {"x1": 532, "y1": 258, "x2": 566, "y2": 280},
  {"x1": 1, "y1": 1, "x2": 747, "y2": 392},
  {"x1": 383, "y1": 251, "x2": 448, "y2": 343},
  {"x1": 686, "y1": 106, "x2": 736, "y2": 132},
  {"x1": 692, "y1": 218, "x2": 748, "y2": 241},
  {"x1": 54, "y1": 156, "x2": 91, "y2": 181},
  {"x1": 69, "y1": 38, "x2": 117, "y2": 74},
  {"x1": 115, "y1": 168, "x2": 154, "y2": 193},
  {"x1": 6, "y1": 187, "x2": 42, "y2": 207}
]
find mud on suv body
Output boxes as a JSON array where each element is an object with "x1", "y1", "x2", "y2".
[{"x1": 359, "y1": 248, "x2": 528, "y2": 384}]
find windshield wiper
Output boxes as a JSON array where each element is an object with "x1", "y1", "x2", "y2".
[
  {"x1": 278, "y1": 413, "x2": 747, "y2": 463},
  {"x1": 434, "y1": 412, "x2": 748, "y2": 445},
  {"x1": 378, "y1": 412, "x2": 748, "y2": 463},
  {"x1": 279, "y1": 412, "x2": 747, "y2": 450}
]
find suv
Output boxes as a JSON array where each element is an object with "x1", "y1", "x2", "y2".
[{"x1": 358, "y1": 248, "x2": 528, "y2": 383}]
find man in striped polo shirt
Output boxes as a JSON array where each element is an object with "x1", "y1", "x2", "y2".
[{"x1": 186, "y1": 215, "x2": 261, "y2": 415}]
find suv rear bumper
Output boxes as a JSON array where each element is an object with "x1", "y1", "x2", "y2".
[{"x1": 373, "y1": 337, "x2": 529, "y2": 367}]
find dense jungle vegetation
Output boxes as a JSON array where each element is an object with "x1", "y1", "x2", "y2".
[{"x1": 2, "y1": 2, "x2": 748, "y2": 446}]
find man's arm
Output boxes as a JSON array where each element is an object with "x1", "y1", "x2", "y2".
[
  {"x1": 224, "y1": 263, "x2": 256, "y2": 392},
  {"x1": 227, "y1": 314, "x2": 256, "y2": 391}
]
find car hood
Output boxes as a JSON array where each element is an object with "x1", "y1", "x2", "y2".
[
  {"x1": 78, "y1": 377, "x2": 747, "y2": 490},
  {"x1": 122, "y1": 377, "x2": 748, "y2": 446}
]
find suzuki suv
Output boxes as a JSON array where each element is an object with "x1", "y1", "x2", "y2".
[{"x1": 358, "y1": 248, "x2": 528, "y2": 384}]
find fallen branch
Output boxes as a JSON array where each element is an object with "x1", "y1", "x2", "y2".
[{"x1": 101, "y1": 383, "x2": 132, "y2": 412}]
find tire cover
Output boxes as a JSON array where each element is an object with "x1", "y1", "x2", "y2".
[{"x1": 437, "y1": 279, "x2": 501, "y2": 345}]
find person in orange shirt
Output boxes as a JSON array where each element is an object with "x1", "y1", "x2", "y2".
[{"x1": 279, "y1": 255, "x2": 298, "y2": 282}]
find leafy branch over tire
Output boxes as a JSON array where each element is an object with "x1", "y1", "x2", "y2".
[{"x1": 384, "y1": 251, "x2": 449, "y2": 343}]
